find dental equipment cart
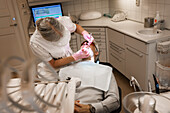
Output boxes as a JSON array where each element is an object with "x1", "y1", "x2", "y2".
[{"x1": 0, "y1": 57, "x2": 77, "y2": 113}]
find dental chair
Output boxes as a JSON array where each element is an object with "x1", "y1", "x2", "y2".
[{"x1": 99, "y1": 62, "x2": 122, "y2": 113}]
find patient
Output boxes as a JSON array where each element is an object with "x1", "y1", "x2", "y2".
[{"x1": 59, "y1": 41, "x2": 120, "y2": 113}]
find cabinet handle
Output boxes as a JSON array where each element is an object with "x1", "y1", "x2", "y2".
[
  {"x1": 86, "y1": 28, "x2": 102, "y2": 31},
  {"x1": 126, "y1": 47, "x2": 143, "y2": 57},
  {"x1": 109, "y1": 42, "x2": 123, "y2": 53},
  {"x1": 110, "y1": 45, "x2": 122, "y2": 54},
  {"x1": 94, "y1": 36, "x2": 101, "y2": 39},
  {"x1": 96, "y1": 40, "x2": 102, "y2": 43},
  {"x1": 93, "y1": 33, "x2": 102, "y2": 35},
  {"x1": 110, "y1": 53, "x2": 122, "y2": 62},
  {"x1": 10, "y1": 23, "x2": 17, "y2": 26}
]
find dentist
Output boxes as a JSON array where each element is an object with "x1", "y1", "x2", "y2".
[{"x1": 30, "y1": 16, "x2": 94, "y2": 70}]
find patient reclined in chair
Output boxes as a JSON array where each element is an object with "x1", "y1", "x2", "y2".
[{"x1": 59, "y1": 41, "x2": 120, "y2": 113}]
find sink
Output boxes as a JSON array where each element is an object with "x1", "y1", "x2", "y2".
[{"x1": 137, "y1": 28, "x2": 162, "y2": 37}]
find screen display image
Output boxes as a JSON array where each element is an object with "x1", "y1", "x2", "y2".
[{"x1": 31, "y1": 4, "x2": 63, "y2": 24}]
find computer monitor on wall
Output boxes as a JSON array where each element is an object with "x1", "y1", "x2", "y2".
[{"x1": 30, "y1": 3, "x2": 63, "y2": 25}]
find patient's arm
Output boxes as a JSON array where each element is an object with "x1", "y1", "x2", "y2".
[{"x1": 91, "y1": 73, "x2": 120, "y2": 113}]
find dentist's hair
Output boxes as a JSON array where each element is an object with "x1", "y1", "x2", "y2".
[{"x1": 36, "y1": 17, "x2": 64, "y2": 42}]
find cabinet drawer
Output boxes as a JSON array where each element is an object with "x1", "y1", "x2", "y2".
[
  {"x1": 125, "y1": 35, "x2": 148, "y2": 54},
  {"x1": 107, "y1": 28, "x2": 125, "y2": 49},
  {"x1": 85, "y1": 28, "x2": 105, "y2": 32},
  {"x1": 99, "y1": 49, "x2": 107, "y2": 62},
  {"x1": 94, "y1": 36, "x2": 105, "y2": 39},
  {"x1": 80, "y1": 36, "x2": 105, "y2": 41},
  {"x1": 109, "y1": 50, "x2": 125, "y2": 75},
  {"x1": 70, "y1": 42, "x2": 77, "y2": 47},
  {"x1": 80, "y1": 37, "x2": 85, "y2": 42},
  {"x1": 71, "y1": 34, "x2": 77, "y2": 39},
  {"x1": 90, "y1": 32, "x2": 105, "y2": 36},
  {"x1": 93, "y1": 36, "x2": 106, "y2": 43},
  {"x1": 95, "y1": 38, "x2": 106, "y2": 43},
  {"x1": 71, "y1": 47, "x2": 78, "y2": 52},
  {"x1": 109, "y1": 41, "x2": 125, "y2": 59},
  {"x1": 98, "y1": 43, "x2": 106, "y2": 49},
  {"x1": 70, "y1": 34, "x2": 78, "y2": 52}
]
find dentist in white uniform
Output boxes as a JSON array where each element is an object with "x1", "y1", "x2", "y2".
[{"x1": 30, "y1": 16, "x2": 94, "y2": 78}]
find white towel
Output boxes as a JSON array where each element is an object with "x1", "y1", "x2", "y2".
[
  {"x1": 157, "y1": 40, "x2": 170, "y2": 53},
  {"x1": 59, "y1": 61, "x2": 112, "y2": 91}
]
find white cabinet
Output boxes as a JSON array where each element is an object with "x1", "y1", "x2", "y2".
[
  {"x1": 125, "y1": 45, "x2": 148, "y2": 90},
  {"x1": 70, "y1": 33, "x2": 79, "y2": 53},
  {"x1": 107, "y1": 28, "x2": 125, "y2": 75},
  {"x1": 107, "y1": 28, "x2": 157, "y2": 90},
  {"x1": 80, "y1": 27, "x2": 107, "y2": 62},
  {"x1": 125, "y1": 35, "x2": 148, "y2": 90}
]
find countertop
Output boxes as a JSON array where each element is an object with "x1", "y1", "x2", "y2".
[{"x1": 78, "y1": 17, "x2": 170, "y2": 44}]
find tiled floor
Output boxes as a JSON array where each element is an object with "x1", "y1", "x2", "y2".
[{"x1": 113, "y1": 69, "x2": 134, "y2": 113}]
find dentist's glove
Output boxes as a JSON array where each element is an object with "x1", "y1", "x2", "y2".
[
  {"x1": 72, "y1": 46, "x2": 90, "y2": 61},
  {"x1": 82, "y1": 30, "x2": 94, "y2": 45}
]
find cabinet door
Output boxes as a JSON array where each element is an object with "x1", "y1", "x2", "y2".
[
  {"x1": 0, "y1": 0, "x2": 28, "y2": 70},
  {"x1": 109, "y1": 49, "x2": 125, "y2": 75},
  {"x1": 107, "y1": 28, "x2": 125, "y2": 49},
  {"x1": 70, "y1": 34, "x2": 78, "y2": 52},
  {"x1": 107, "y1": 28, "x2": 125, "y2": 74},
  {"x1": 99, "y1": 49, "x2": 107, "y2": 62},
  {"x1": 125, "y1": 45, "x2": 148, "y2": 90}
]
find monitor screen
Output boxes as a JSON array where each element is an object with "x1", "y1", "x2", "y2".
[{"x1": 30, "y1": 3, "x2": 63, "y2": 24}]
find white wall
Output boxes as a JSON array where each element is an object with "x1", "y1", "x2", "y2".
[
  {"x1": 61, "y1": 0, "x2": 109, "y2": 18},
  {"x1": 109, "y1": 0, "x2": 170, "y2": 28},
  {"x1": 62, "y1": 0, "x2": 170, "y2": 28}
]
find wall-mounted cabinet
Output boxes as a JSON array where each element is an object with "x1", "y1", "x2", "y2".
[{"x1": 28, "y1": 0, "x2": 71, "y2": 6}]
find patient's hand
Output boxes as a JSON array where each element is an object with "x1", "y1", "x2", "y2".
[{"x1": 74, "y1": 100, "x2": 91, "y2": 113}]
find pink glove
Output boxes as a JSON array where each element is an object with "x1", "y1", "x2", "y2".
[
  {"x1": 82, "y1": 30, "x2": 94, "y2": 45},
  {"x1": 72, "y1": 45, "x2": 90, "y2": 61}
]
